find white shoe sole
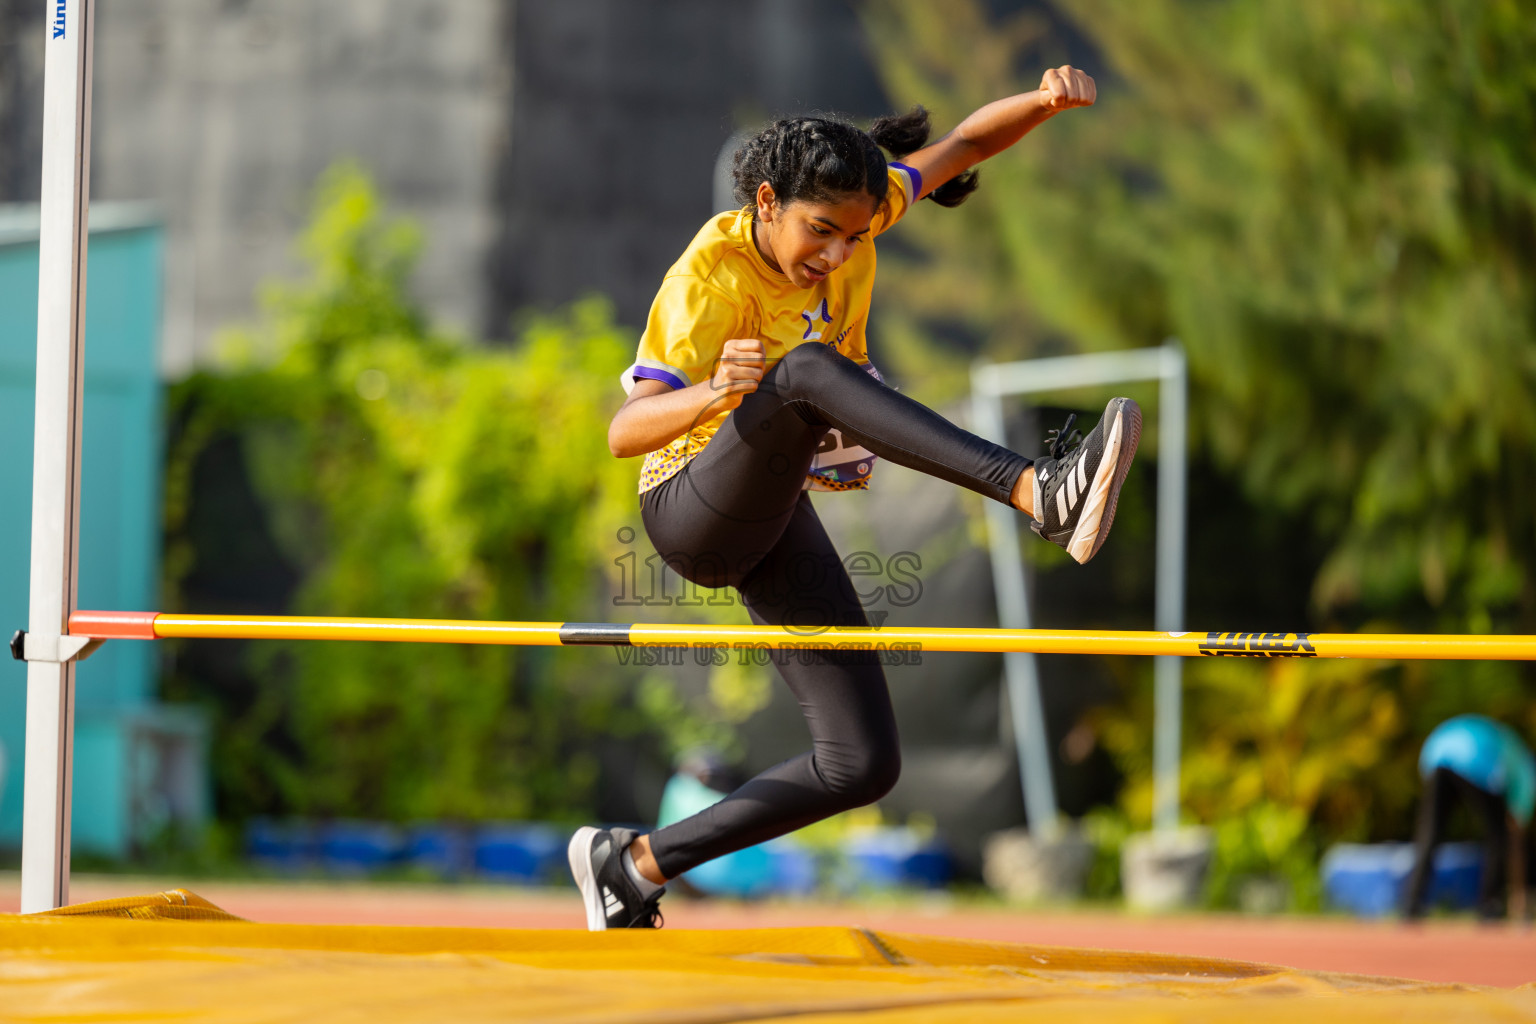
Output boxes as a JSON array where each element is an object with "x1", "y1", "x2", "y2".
[
  {"x1": 567, "y1": 826, "x2": 608, "y2": 932},
  {"x1": 1066, "y1": 399, "x2": 1142, "y2": 564}
]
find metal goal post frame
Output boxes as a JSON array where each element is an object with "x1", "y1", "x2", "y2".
[{"x1": 971, "y1": 344, "x2": 1188, "y2": 837}]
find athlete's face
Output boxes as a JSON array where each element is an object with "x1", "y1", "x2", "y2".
[{"x1": 753, "y1": 182, "x2": 877, "y2": 290}]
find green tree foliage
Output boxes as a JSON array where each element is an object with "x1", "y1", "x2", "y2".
[
  {"x1": 870, "y1": 0, "x2": 1535, "y2": 631},
  {"x1": 866, "y1": 0, "x2": 1536, "y2": 868},
  {"x1": 164, "y1": 165, "x2": 661, "y2": 821}
]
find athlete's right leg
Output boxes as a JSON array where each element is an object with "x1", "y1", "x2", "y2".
[{"x1": 572, "y1": 381, "x2": 855, "y2": 929}]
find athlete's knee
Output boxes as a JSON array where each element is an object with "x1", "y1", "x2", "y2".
[
  {"x1": 842, "y1": 749, "x2": 902, "y2": 807},
  {"x1": 658, "y1": 549, "x2": 738, "y2": 590},
  {"x1": 817, "y1": 744, "x2": 902, "y2": 808},
  {"x1": 782, "y1": 340, "x2": 841, "y2": 367},
  {"x1": 773, "y1": 342, "x2": 847, "y2": 398}
]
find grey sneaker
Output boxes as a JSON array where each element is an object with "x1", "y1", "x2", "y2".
[
  {"x1": 567, "y1": 826, "x2": 665, "y2": 931},
  {"x1": 1030, "y1": 397, "x2": 1142, "y2": 564}
]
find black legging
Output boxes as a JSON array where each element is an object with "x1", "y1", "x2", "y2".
[
  {"x1": 1403, "y1": 766, "x2": 1511, "y2": 919},
  {"x1": 641, "y1": 342, "x2": 1031, "y2": 878}
]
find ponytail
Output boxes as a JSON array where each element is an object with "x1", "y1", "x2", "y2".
[
  {"x1": 869, "y1": 105, "x2": 979, "y2": 209},
  {"x1": 867, "y1": 107, "x2": 931, "y2": 160}
]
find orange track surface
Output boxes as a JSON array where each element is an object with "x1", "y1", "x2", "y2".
[{"x1": 5, "y1": 875, "x2": 1532, "y2": 988}]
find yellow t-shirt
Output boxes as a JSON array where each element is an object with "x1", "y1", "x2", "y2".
[{"x1": 624, "y1": 162, "x2": 921, "y2": 494}]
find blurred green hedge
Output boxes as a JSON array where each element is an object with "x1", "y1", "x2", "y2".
[{"x1": 161, "y1": 166, "x2": 735, "y2": 824}]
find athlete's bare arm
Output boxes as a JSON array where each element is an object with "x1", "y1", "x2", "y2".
[
  {"x1": 608, "y1": 337, "x2": 765, "y2": 458},
  {"x1": 901, "y1": 65, "x2": 1096, "y2": 199}
]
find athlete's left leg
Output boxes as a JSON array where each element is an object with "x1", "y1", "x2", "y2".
[
  {"x1": 1403, "y1": 766, "x2": 1453, "y2": 918},
  {"x1": 741, "y1": 341, "x2": 1030, "y2": 507},
  {"x1": 643, "y1": 492, "x2": 900, "y2": 879},
  {"x1": 752, "y1": 342, "x2": 1141, "y2": 564}
]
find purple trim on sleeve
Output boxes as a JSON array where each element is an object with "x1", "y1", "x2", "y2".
[
  {"x1": 632, "y1": 365, "x2": 690, "y2": 391},
  {"x1": 889, "y1": 161, "x2": 923, "y2": 201}
]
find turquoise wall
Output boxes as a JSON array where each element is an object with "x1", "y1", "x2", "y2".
[{"x1": 0, "y1": 213, "x2": 165, "y2": 851}]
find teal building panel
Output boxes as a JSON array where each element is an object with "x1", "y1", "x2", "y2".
[{"x1": 0, "y1": 208, "x2": 166, "y2": 851}]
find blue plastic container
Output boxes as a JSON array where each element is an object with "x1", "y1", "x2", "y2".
[
  {"x1": 474, "y1": 823, "x2": 566, "y2": 884},
  {"x1": 903, "y1": 846, "x2": 955, "y2": 888},
  {"x1": 318, "y1": 820, "x2": 403, "y2": 875},
  {"x1": 1321, "y1": 841, "x2": 1484, "y2": 917},
  {"x1": 402, "y1": 823, "x2": 474, "y2": 879},
  {"x1": 845, "y1": 832, "x2": 907, "y2": 890},
  {"x1": 245, "y1": 818, "x2": 318, "y2": 873},
  {"x1": 1423, "y1": 841, "x2": 1485, "y2": 908},
  {"x1": 843, "y1": 828, "x2": 954, "y2": 892},
  {"x1": 767, "y1": 840, "x2": 819, "y2": 897}
]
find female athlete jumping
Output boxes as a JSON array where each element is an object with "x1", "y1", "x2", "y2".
[{"x1": 570, "y1": 66, "x2": 1140, "y2": 930}]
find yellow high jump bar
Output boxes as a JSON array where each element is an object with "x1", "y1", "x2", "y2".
[{"x1": 60, "y1": 610, "x2": 1536, "y2": 661}]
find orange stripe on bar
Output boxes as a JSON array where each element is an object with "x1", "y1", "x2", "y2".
[
  {"x1": 151, "y1": 614, "x2": 566, "y2": 647},
  {"x1": 70, "y1": 610, "x2": 159, "y2": 640}
]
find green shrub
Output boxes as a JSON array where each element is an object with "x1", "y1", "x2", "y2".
[{"x1": 163, "y1": 165, "x2": 734, "y2": 822}]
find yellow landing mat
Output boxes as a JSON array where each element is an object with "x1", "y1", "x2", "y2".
[{"x1": 2, "y1": 890, "x2": 1534, "y2": 1023}]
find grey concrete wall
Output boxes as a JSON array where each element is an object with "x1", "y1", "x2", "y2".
[
  {"x1": 1, "y1": 0, "x2": 889, "y2": 363},
  {"x1": 87, "y1": 0, "x2": 510, "y2": 375}
]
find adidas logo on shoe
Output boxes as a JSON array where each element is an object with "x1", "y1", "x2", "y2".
[{"x1": 1029, "y1": 397, "x2": 1142, "y2": 565}]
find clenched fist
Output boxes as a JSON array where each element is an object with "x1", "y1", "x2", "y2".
[
  {"x1": 711, "y1": 337, "x2": 766, "y2": 407},
  {"x1": 1039, "y1": 65, "x2": 1095, "y2": 111}
]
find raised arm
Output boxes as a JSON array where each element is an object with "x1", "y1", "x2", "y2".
[{"x1": 901, "y1": 65, "x2": 1096, "y2": 200}]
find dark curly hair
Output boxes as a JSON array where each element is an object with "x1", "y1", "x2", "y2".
[{"x1": 730, "y1": 106, "x2": 979, "y2": 217}]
